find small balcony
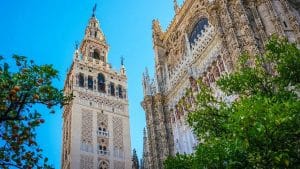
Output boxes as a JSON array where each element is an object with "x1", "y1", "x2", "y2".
[
  {"x1": 97, "y1": 130, "x2": 109, "y2": 138},
  {"x1": 98, "y1": 150, "x2": 110, "y2": 156}
]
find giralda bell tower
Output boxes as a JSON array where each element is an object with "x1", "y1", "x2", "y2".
[{"x1": 62, "y1": 6, "x2": 131, "y2": 169}]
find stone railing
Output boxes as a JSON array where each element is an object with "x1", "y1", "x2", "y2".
[
  {"x1": 97, "y1": 130, "x2": 109, "y2": 138},
  {"x1": 98, "y1": 150, "x2": 110, "y2": 156}
]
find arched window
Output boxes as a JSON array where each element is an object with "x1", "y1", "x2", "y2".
[
  {"x1": 88, "y1": 76, "x2": 93, "y2": 90},
  {"x1": 99, "y1": 145, "x2": 106, "y2": 151},
  {"x1": 98, "y1": 73, "x2": 106, "y2": 93},
  {"x1": 110, "y1": 83, "x2": 115, "y2": 96},
  {"x1": 79, "y1": 73, "x2": 84, "y2": 87},
  {"x1": 93, "y1": 50, "x2": 100, "y2": 60},
  {"x1": 98, "y1": 161, "x2": 109, "y2": 169},
  {"x1": 189, "y1": 18, "x2": 209, "y2": 44},
  {"x1": 117, "y1": 85, "x2": 123, "y2": 98}
]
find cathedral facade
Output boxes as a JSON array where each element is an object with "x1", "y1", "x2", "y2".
[
  {"x1": 142, "y1": 0, "x2": 300, "y2": 168},
  {"x1": 61, "y1": 12, "x2": 131, "y2": 169}
]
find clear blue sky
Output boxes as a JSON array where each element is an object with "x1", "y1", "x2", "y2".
[{"x1": 0, "y1": 0, "x2": 183, "y2": 168}]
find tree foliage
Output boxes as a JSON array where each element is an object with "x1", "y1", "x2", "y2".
[
  {"x1": 164, "y1": 37, "x2": 300, "y2": 169},
  {"x1": 132, "y1": 148, "x2": 140, "y2": 169},
  {"x1": 0, "y1": 55, "x2": 72, "y2": 169}
]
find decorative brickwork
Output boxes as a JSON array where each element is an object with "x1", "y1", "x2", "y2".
[
  {"x1": 113, "y1": 117, "x2": 124, "y2": 159},
  {"x1": 81, "y1": 109, "x2": 93, "y2": 153},
  {"x1": 80, "y1": 154, "x2": 94, "y2": 169},
  {"x1": 62, "y1": 9, "x2": 131, "y2": 169},
  {"x1": 113, "y1": 161, "x2": 125, "y2": 169}
]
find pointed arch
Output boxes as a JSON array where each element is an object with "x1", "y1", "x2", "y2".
[
  {"x1": 189, "y1": 18, "x2": 209, "y2": 44},
  {"x1": 98, "y1": 160, "x2": 109, "y2": 169},
  {"x1": 93, "y1": 49, "x2": 100, "y2": 60}
]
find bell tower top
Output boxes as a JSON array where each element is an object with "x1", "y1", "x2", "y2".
[
  {"x1": 84, "y1": 5, "x2": 106, "y2": 43},
  {"x1": 78, "y1": 4, "x2": 109, "y2": 65}
]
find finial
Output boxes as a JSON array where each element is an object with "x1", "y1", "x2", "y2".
[
  {"x1": 121, "y1": 56, "x2": 125, "y2": 66},
  {"x1": 92, "y1": 4, "x2": 97, "y2": 17},
  {"x1": 174, "y1": 0, "x2": 179, "y2": 13},
  {"x1": 145, "y1": 67, "x2": 149, "y2": 76},
  {"x1": 152, "y1": 19, "x2": 163, "y2": 35},
  {"x1": 75, "y1": 41, "x2": 79, "y2": 50}
]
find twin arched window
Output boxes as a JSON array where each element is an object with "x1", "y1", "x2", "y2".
[
  {"x1": 189, "y1": 18, "x2": 209, "y2": 44},
  {"x1": 98, "y1": 73, "x2": 106, "y2": 93}
]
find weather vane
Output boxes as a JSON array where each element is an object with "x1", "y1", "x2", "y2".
[
  {"x1": 92, "y1": 4, "x2": 97, "y2": 17},
  {"x1": 121, "y1": 56, "x2": 125, "y2": 66}
]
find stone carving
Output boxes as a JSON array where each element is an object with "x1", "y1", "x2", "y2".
[
  {"x1": 114, "y1": 161, "x2": 125, "y2": 169},
  {"x1": 81, "y1": 110, "x2": 93, "y2": 153},
  {"x1": 142, "y1": 0, "x2": 300, "y2": 169},
  {"x1": 113, "y1": 117, "x2": 124, "y2": 160},
  {"x1": 80, "y1": 154, "x2": 94, "y2": 169}
]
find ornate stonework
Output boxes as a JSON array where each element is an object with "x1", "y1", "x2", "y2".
[
  {"x1": 113, "y1": 161, "x2": 125, "y2": 169},
  {"x1": 142, "y1": 0, "x2": 300, "y2": 169},
  {"x1": 81, "y1": 110, "x2": 93, "y2": 153},
  {"x1": 80, "y1": 155, "x2": 94, "y2": 169},
  {"x1": 113, "y1": 117, "x2": 124, "y2": 160},
  {"x1": 62, "y1": 11, "x2": 131, "y2": 169}
]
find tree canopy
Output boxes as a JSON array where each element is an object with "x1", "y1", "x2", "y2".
[
  {"x1": 0, "y1": 55, "x2": 72, "y2": 169},
  {"x1": 132, "y1": 148, "x2": 140, "y2": 169},
  {"x1": 164, "y1": 37, "x2": 300, "y2": 169}
]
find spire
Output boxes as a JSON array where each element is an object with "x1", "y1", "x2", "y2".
[
  {"x1": 73, "y1": 41, "x2": 80, "y2": 60},
  {"x1": 142, "y1": 68, "x2": 152, "y2": 96},
  {"x1": 92, "y1": 4, "x2": 97, "y2": 17},
  {"x1": 174, "y1": 0, "x2": 180, "y2": 13},
  {"x1": 120, "y1": 56, "x2": 126, "y2": 75},
  {"x1": 121, "y1": 56, "x2": 125, "y2": 66},
  {"x1": 84, "y1": 4, "x2": 106, "y2": 43},
  {"x1": 152, "y1": 19, "x2": 164, "y2": 46},
  {"x1": 79, "y1": 5, "x2": 109, "y2": 65}
]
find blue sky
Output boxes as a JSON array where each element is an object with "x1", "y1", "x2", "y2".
[{"x1": 0, "y1": 0, "x2": 183, "y2": 168}]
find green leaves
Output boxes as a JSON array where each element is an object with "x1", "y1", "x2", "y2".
[
  {"x1": 164, "y1": 37, "x2": 300, "y2": 169},
  {"x1": 0, "y1": 55, "x2": 72, "y2": 169}
]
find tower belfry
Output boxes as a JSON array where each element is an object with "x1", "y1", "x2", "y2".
[{"x1": 62, "y1": 7, "x2": 131, "y2": 169}]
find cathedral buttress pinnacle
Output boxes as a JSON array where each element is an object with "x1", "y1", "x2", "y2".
[{"x1": 173, "y1": 0, "x2": 180, "y2": 14}]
